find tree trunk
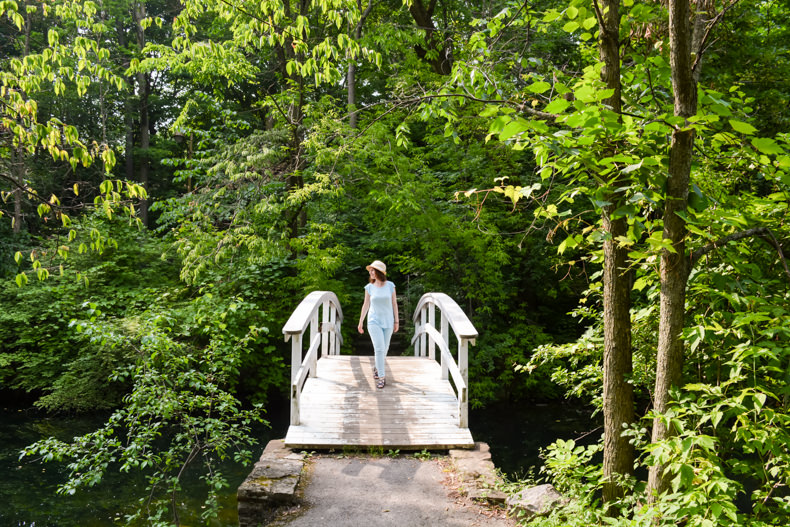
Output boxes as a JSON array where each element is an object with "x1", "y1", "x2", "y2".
[
  {"x1": 116, "y1": 13, "x2": 136, "y2": 182},
  {"x1": 408, "y1": 0, "x2": 452, "y2": 75},
  {"x1": 281, "y1": 0, "x2": 308, "y2": 241},
  {"x1": 133, "y1": 0, "x2": 150, "y2": 227},
  {"x1": 12, "y1": 1, "x2": 33, "y2": 234},
  {"x1": 347, "y1": 62, "x2": 358, "y2": 129},
  {"x1": 647, "y1": 0, "x2": 702, "y2": 499},
  {"x1": 348, "y1": 1, "x2": 375, "y2": 129},
  {"x1": 598, "y1": 0, "x2": 635, "y2": 504},
  {"x1": 124, "y1": 94, "x2": 136, "y2": 182},
  {"x1": 12, "y1": 146, "x2": 24, "y2": 234}
]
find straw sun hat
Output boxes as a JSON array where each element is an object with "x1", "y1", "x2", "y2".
[{"x1": 366, "y1": 260, "x2": 387, "y2": 275}]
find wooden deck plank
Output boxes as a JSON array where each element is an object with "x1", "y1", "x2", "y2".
[{"x1": 284, "y1": 355, "x2": 474, "y2": 450}]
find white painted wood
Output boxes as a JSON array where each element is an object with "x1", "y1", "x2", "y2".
[
  {"x1": 284, "y1": 356, "x2": 474, "y2": 450},
  {"x1": 283, "y1": 291, "x2": 474, "y2": 447},
  {"x1": 412, "y1": 293, "x2": 477, "y2": 340},
  {"x1": 409, "y1": 293, "x2": 476, "y2": 430},
  {"x1": 321, "y1": 300, "x2": 329, "y2": 358},
  {"x1": 428, "y1": 303, "x2": 436, "y2": 360},
  {"x1": 284, "y1": 291, "x2": 344, "y2": 426},
  {"x1": 290, "y1": 334, "x2": 321, "y2": 425},
  {"x1": 283, "y1": 291, "x2": 344, "y2": 337}
]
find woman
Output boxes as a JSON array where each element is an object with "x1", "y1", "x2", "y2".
[{"x1": 357, "y1": 260, "x2": 399, "y2": 389}]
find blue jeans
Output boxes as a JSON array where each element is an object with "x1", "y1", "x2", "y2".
[{"x1": 367, "y1": 323, "x2": 393, "y2": 378}]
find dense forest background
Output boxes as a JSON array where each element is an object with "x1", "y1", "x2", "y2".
[{"x1": 1, "y1": 0, "x2": 789, "y2": 525}]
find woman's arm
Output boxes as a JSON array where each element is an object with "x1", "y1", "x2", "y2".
[
  {"x1": 358, "y1": 291, "x2": 370, "y2": 334},
  {"x1": 391, "y1": 288, "x2": 399, "y2": 333}
]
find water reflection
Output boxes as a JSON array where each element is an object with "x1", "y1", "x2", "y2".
[
  {"x1": 2, "y1": 399, "x2": 596, "y2": 525},
  {"x1": 470, "y1": 401, "x2": 600, "y2": 479},
  {"x1": 0, "y1": 406, "x2": 287, "y2": 527}
]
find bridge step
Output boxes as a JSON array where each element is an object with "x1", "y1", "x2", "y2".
[{"x1": 284, "y1": 355, "x2": 475, "y2": 450}]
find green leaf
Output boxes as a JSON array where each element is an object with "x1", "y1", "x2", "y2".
[
  {"x1": 729, "y1": 119, "x2": 757, "y2": 135},
  {"x1": 558, "y1": 234, "x2": 579, "y2": 254},
  {"x1": 562, "y1": 21, "x2": 579, "y2": 32},
  {"x1": 499, "y1": 119, "x2": 529, "y2": 141},
  {"x1": 528, "y1": 81, "x2": 551, "y2": 94},
  {"x1": 479, "y1": 105, "x2": 500, "y2": 118},
  {"x1": 751, "y1": 137, "x2": 784, "y2": 155},
  {"x1": 544, "y1": 98, "x2": 570, "y2": 114}
]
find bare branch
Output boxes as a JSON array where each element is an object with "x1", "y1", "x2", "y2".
[
  {"x1": 691, "y1": 0, "x2": 740, "y2": 75},
  {"x1": 690, "y1": 226, "x2": 790, "y2": 281},
  {"x1": 690, "y1": 226, "x2": 768, "y2": 265},
  {"x1": 761, "y1": 228, "x2": 790, "y2": 282},
  {"x1": 0, "y1": 172, "x2": 52, "y2": 207}
]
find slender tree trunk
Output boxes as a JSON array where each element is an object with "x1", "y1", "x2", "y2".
[
  {"x1": 408, "y1": 0, "x2": 453, "y2": 75},
  {"x1": 116, "y1": 16, "x2": 135, "y2": 182},
  {"x1": 348, "y1": 1, "x2": 374, "y2": 129},
  {"x1": 133, "y1": 0, "x2": 150, "y2": 227},
  {"x1": 12, "y1": 147, "x2": 24, "y2": 234},
  {"x1": 124, "y1": 94, "x2": 135, "y2": 182},
  {"x1": 347, "y1": 62, "x2": 358, "y2": 129},
  {"x1": 647, "y1": 0, "x2": 704, "y2": 499},
  {"x1": 598, "y1": 0, "x2": 635, "y2": 504},
  {"x1": 281, "y1": 0, "x2": 308, "y2": 241},
  {"x1": 12, "y1": 2, "x2": 33, "y2": 234}
]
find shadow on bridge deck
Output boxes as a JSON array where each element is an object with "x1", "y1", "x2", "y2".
[{"x1": 283, "y1": 355, "x2": 474, "y2": 450}]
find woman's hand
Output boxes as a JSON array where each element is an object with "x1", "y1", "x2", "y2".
[
  {"x1": 357, "y1": 324, "x2": 364, "y2": 334},
  {"x1": 393, "y1": 321, "x2": 400, "y2": 333}
]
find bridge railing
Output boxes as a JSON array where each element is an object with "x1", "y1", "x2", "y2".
[
  {"x1": 410, "y1": 293, "x2": 477, "y2": 428},
  {"x1": 283, "y1": 291, "x2": 343, "y2": 426}
]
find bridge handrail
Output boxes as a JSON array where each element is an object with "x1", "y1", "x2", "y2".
[
  {"x1": 283, "y1": 291, "x2": 343, "y2": 426},
  {"x1": 411, "y1": 292, "x2": 477, "y2": 428},
  {"x1": 412, "y1": 293, "x2": 477, "y2": 340}
]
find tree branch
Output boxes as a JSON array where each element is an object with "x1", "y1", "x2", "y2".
[
  {"x1": 691, "y1": 0, "x2": 740, "y2": 76},
  {"x1": 690, "y1": 227, "x2": 767, "y2": 265},
  {"x1": 0, "y1": 172, "x2": 53, "y2": 207},
  {"x1": 591, "y1": 0, "x2": 606, "y2": 37},
  {"x1": 761, "y1": 228, "x2": 790, "y2": 282},
  {"x1": 690, "y1": 226, "x2": 790, "y2": 281}
]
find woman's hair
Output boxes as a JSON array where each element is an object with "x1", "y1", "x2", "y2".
[{"x1": 369, "y1": 268, "x2": 386, "y2": 283}]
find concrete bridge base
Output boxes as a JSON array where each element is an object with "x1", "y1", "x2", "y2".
[
  {"x1": 237, "y1": 440, "x2": 510, "y2": 526},
  {"x1": 237, "y1": 440, "x2": 306, "y2": 527}
]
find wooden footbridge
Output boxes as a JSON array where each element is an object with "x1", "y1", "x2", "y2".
[{"x1": 282, "y1": 291, "x2": 478, "y2": 450}]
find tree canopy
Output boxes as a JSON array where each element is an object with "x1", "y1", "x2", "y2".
[{"x1": 2, "y1": 0, "x2": 789, "y2": 524}]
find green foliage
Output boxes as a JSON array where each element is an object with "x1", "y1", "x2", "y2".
[
  {"x1": 0, "y1": 215, "x2": 176, "y2": 411},
  {"x1": 22, "y1": 309, "x2": 267, "y2": 525},
  {"x1": 3, "y1": 0, "x2": 789, "y2": 523}
]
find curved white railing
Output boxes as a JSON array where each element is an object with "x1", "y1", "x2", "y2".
[
  {"x1": 410, "y1": 293, "x2": 477, "y2": 427},
  {"x1": 283, "y1": 291, "x2": 343, "y2": 426}
]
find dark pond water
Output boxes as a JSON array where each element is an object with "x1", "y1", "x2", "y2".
[
  {"x1": 470, "y1": 401, "x2": 601, "y2": 479},
  {"x1": 0, "y1": 405, "x2": 289, "y2": 527},
  {"x1": 1, "y1": 398, "x2": 597, "y2": 526}
]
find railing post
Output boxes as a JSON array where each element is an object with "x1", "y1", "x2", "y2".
[
  {"x1": 420, "y1": 307, "x2": 427, "y2": 357},
  {"x1": 309, "y1": 313, "x2": 318, "y2": 377},
  {"x1": 428, "y1": 303, "x2": 436, "y2": 360},
  {"x1": 290, "y1": 333, "x2": 302, "y2": 383},
  {"x1": 413, "y1": 315, "x2": 420, "y2": 356},
  {"x1": 440, "y1": 311, "x2": 448, "y2": 362},
  {"x1": 333, "y1": 306, "x2": 340, "y2": 355},
  {"x1": 459, "y1": 338, "x2": 469, "y2": 427},
  {"x1": 290, "y1": 333, "x2": 302, "y2": 425},
  {"x1": 321, "y1": 300, "x2": 329, "y2": 358}
]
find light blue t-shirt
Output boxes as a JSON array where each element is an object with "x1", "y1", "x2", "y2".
[{"x1": 365, "y1": 281, "x2": 396, "y2": 328}]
